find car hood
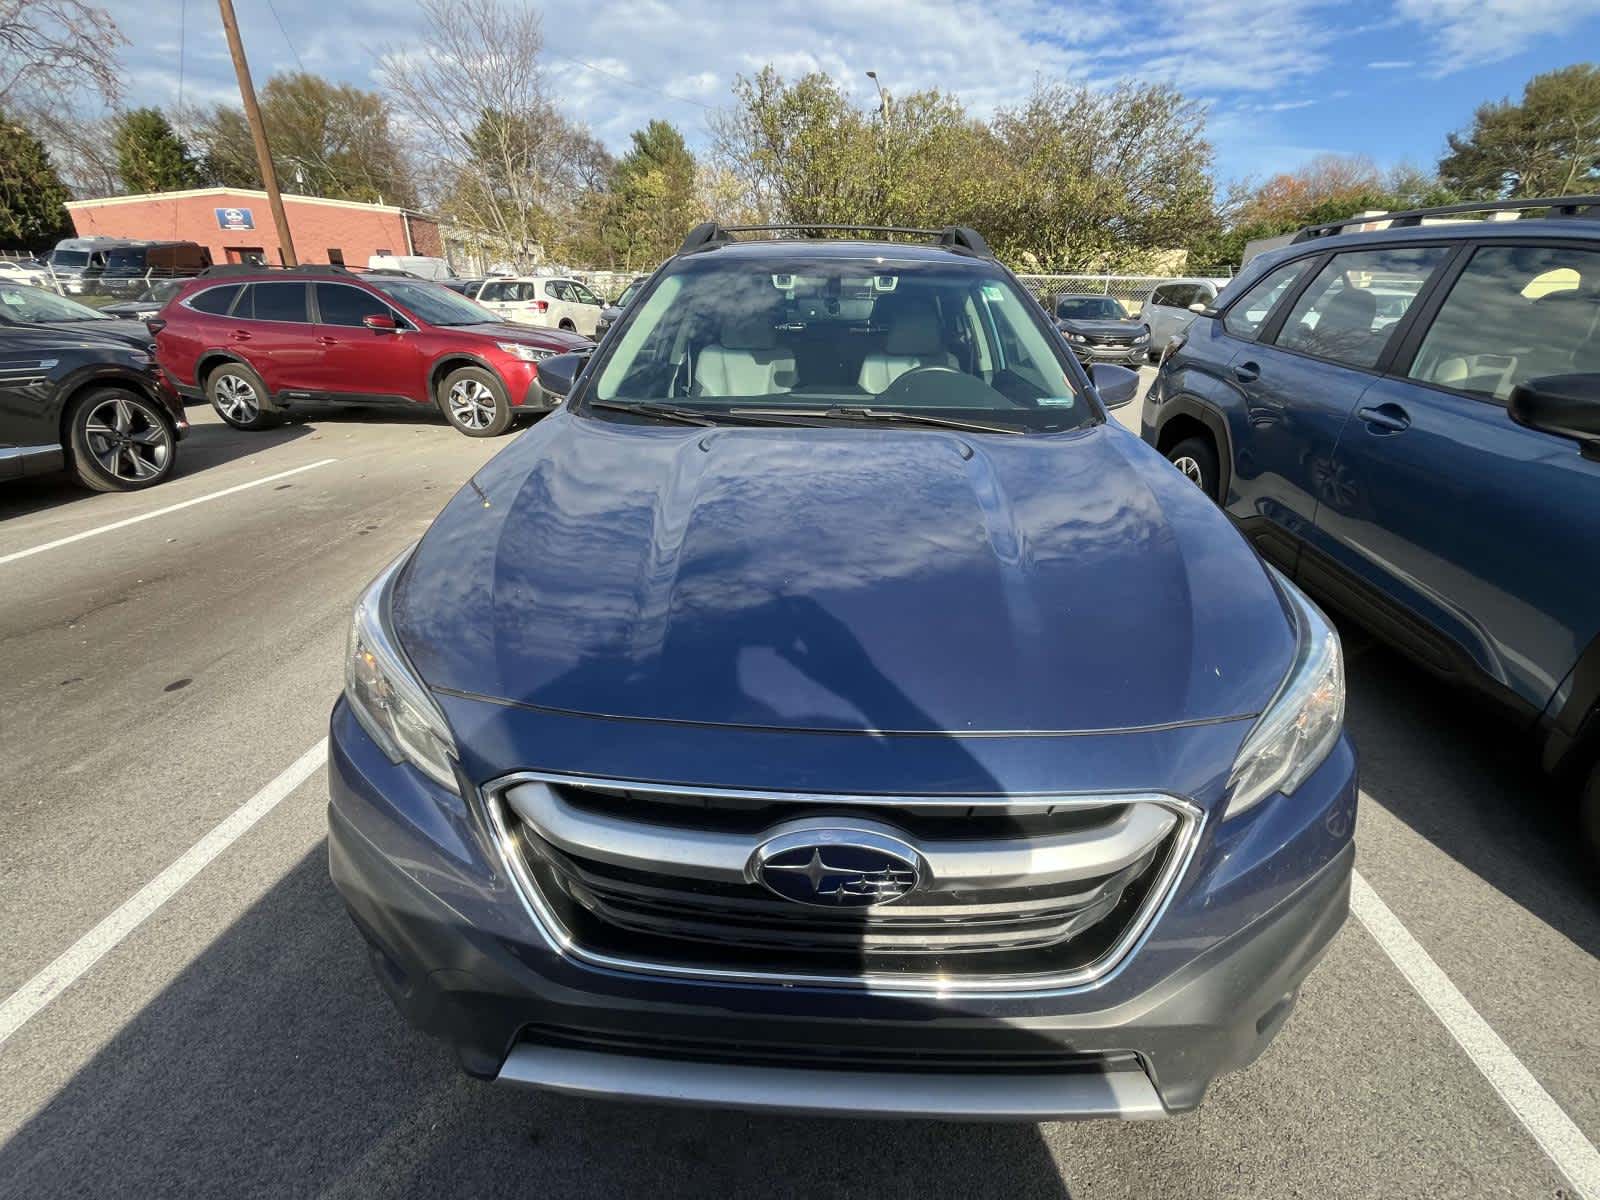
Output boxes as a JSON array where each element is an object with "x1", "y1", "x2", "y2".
[
  {"x1": 397, "y1": 414, "x2": 1294, "y2": 734},
  {"x1": 22, "y1": 318, "x2": 153, "y2": 348},
  {"x1": 1057, "y1": 318, "x2": 1145, "y2": 338},
  {"x1": 456, "y1": 323, "x2": 592, "y2": 351},
  {"x1": 99, "y1": 302, "x2": 159, "y2": 318}
]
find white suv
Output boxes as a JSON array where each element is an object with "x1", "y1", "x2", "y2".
[{"x1": 471, "y1": 276, "x2": 604, "y2": 336}]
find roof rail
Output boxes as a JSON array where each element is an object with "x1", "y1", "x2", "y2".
[
  {"x1": 677, "y1": 222, "x2": 994, "y2": 258},
  {"x1": 1292, "y1": 194, "x2": 1600, "y2": 243}
]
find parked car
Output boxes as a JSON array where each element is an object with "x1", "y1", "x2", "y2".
[
  {"x1": 98, "y1": 240, "x2": 213, "y2": 296},
  {"x1": 0, "y1": 258, "x2": 50, "y2": 286},
  {"x1": 328, "y1": 221, "x2": 1355, "y2": 1120},
  {"x1": 367, "y1": 254, "x2": 454, "y2": 281},
  {"x1": 1142, "y1": 196, "x2": 1600, "y2": 861},
  {"x1": 594, "y1": 275, "x2": 647, "y2": 341},
  {"x1": 1142, "y1": 278, "x2": 1226, "y2": 361},
  {"x1": 438, "y1": 277, "x2": 488, "y2": 296},
  {"x1": 98, "y1": 279, "x2": 186, "y2": 320},
  {"x1": 153, "y1": 266, "x2": 593, "y2": 437},
  {"x1": 47, "y1": 236, "x2": 132, "y2": 294},
  {"x1": 0, "y1": 321, "x2": 186, "y2": 491},
  {"x1": 1053, "y1": 294, "x2": 1149, "y2": 365},
  {"x1": 0, "y1": 283, "x2": 158, "y2": 351},
  {"x1": 470, "y1": 275, "x2": 605, "y2": 335}
]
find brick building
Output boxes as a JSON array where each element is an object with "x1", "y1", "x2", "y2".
[{"x1": 64, "y1": 187, "x2": 442, "y2": 268}]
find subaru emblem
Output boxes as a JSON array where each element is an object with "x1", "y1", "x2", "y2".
[{"x1": 750, "y1": 827, "x2": 923, "y2": 908}]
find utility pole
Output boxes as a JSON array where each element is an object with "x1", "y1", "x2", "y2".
[
  {"x1": 217, "y1": 0, "x2": 297, "y2": 266},
  {"x1": 866, "y1": 70, "x2": 891, "y2": 218}
]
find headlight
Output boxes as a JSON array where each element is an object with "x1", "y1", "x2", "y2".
[
  {"x1": 1224, "y1": 571, "x2": 1345, "y2": 819},
  {"x1": 1133, "y1": 327, "x2": 1150, "y2": 343},
  {"x1": 497, "y1": 341, "x2": 554, "y2": 362},
  {"x1": 1065, "y1": 331, "x2": 1086, "y2": 343},
  {"x1": 345, "y1": 548, "x2": 461, "y2": 793}
]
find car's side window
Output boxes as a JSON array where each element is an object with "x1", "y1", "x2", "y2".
[
  {"x1": 1408, "y1": 244, "x2": 1600, "y2": 403},
  {"x1": 1162, "y1": 284, "x2": 1199, "y2": 309},
  {"x1": 550, "y1": 281, "x2": 575, "y2": 302},
  {"x1": 571, "y1": 282, "x2": 600, "y2": 304},
  {"x1": 1272, "y1": 246, "x2": 1448, "y2": 370},
  {"x1": 1222, "y1": 261, "x2": 1309, "y2": 340},
  {"x1": 315, "y1": 283, "x2": 390, "y2": 328},
  {"x1": 189, "y1": 284, "x2": 241, "y2": 316},
  {"x1": 478, "y1": 282, "x2": 503, "y2": 302},
  {"x1": 1149, "y1": 285, "x2": 1175, "y2": 308},
  {"x1": 246, "y1": 281, "x2": 310, "y2": 323}
]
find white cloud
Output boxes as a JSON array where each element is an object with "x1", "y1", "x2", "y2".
[
  {"x1": 1393, "y1": 0, "x2": 1600, "y2": 71},
  {"x1": 1366, "y1": 59, "x2": 1415, "y2": 69}
]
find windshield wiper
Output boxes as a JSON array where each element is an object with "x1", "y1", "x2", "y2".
[
  {"x1": 730, "y1": 405, "x2": 1025, "y2": 436},
  {"x1": 588, "y1": 400, "x2": 718, "y2": 427},
  {"x1": 589, "y1": 400, "x2": 838, "y2": 429}
]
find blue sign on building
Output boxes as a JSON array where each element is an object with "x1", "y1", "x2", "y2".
[{"x1": 215, "y1": 207, "x2": 255, "y2": 232}]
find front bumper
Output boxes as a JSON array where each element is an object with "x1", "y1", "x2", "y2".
[
  {"x1": 328, "y1": 699, "x2": 1355, "y2": 1118},
  {"x1": 1069, "y1": 342, "x2": 1148, "y2": 366}
]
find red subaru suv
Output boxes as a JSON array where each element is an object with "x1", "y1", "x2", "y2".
[{"x1": 151, "y1": 267, "x2": 593, "y2": 437}]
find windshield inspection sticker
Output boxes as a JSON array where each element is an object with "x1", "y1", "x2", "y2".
[
  {"x1": 980, "y1": 283, "x2": 1008, "y2": 302},
  {"x1": 1038, "y1": 396, "x2": 1076, "y2": 407}
]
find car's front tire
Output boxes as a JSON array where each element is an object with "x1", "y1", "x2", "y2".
[
  {"x1": 206, "y1": 363, "x2": 279, "y2": 430},
  {"x1": 67, "y1": 388, "x2": 177, "y2": 492},
  {"x1": 1166, "y1": 435, "x2": 1220, "y2": 501},
  {"x1": 438, "y1": 365, "x2": 513, "y2": 437}
]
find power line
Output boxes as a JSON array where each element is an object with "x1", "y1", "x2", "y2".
[
  {"x1": 543, "y1": 49, "x2": 718, "y2": 112},
  {"x1": 264, "y1": 0, "x2": 307, "y2": 75}
]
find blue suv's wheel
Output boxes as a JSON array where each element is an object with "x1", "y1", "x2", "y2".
[{"x1": 1166, "y1": 435, "x2": 1219, "y2": 501}]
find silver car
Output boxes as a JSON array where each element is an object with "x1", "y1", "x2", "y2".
[{"x1": 1142, "y1": 278, "x2": 1227, "y2": 361}]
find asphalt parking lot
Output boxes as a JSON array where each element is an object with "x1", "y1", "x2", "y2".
[{"x1": 1, "y1": 377, "x2": 1596, "y2": 1199}]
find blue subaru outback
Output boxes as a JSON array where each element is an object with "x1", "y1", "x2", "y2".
[
  {"x1": 328, "y1": 223, "x2": 1356, "y2": 1119},
  {"x1": 1142, "y1": 196, "x2": 1600, "y2": 863}
]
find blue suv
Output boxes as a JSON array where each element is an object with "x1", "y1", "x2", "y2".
[
  {"x1": 1142, "y1": 196, "x2": 1600, "y2": 862},
  {"x1": 328, "y1": 223, "x2": 1356, "y2": 1119}
]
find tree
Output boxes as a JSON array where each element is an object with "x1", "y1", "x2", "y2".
[
  {"x1": 0, "y1": 110, "x2": 70, "y2": 248},
  {"x1": 1440, "y1": 64, "x2": 1600, "y2": 198},
  {"x1": 189, "y1": 74, "x2": 415, "y2": 204},
  {"x1": 114, "y1": 107, "x2": 199, "y2": 193},
  {"x1": 595, "y1": 120, "x2": 697, "y2": 270},
  {"x1": 0, "y1": 0, "x2": 126, "y2": 111},
  {"x1": 381, "y1": 0, "x2": 607, "y2": 266}
]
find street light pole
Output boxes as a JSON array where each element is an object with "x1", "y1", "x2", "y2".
[
  {"x1": 866, "y1": 70, "x2": 891, "y2": 216},
  {"x1": 217, "y1": 0, "x2": 298, "y2": 266}
]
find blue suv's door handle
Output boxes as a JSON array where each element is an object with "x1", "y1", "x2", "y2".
[
  {"x1": 1232, "y1": 361, "x2": 1260, "y2": 384},
  {"x1": 1357, "y1": 403, "x2": 1412, "y2": 433}
]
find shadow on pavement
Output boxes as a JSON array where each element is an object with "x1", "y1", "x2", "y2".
[
  {"x1": 1343, "y1": 633, "x2": 1600, "y2": 955},
  {"x1": 0, "y1": 843, "x2": 1073, "y2": 1200},
  {"x1": 0, "y1": 417, "x2": 314, "y2": 522}
]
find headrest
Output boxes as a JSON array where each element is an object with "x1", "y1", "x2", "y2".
[
  {"x1": 1318, "y1": 287, "x2": 1377, "y2": 328},
  {"x1": 886, "y1": 306, "x2": 943, "y2": 356},
  {"x1": 719, "y1": 315, "x2": 777, "y2": 351}
]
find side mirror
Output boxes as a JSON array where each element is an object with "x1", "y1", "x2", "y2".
[
  {"x1": 537, "y1": 350, "x2": 591, "y2": 400},
  {"x1": 1188, "y1": 302, "x2": 1208, "y2": 314},
  {"x1": 1092, "y1": 362, "x2": 1139, "y2": 411},
  {"x1": 363, "y1": 313, "x2": 398, "y2": 332},
  {"x1": 1509, "y1": 373, "x2": 1600, "y2": 457}
]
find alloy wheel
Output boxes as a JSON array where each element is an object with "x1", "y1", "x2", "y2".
[
  {"x1": 1172, "y1": 455, "x2": 1205, "y2": 486},
  {"x1": 448, "y1": 379, "x2": 497, "y2": 430},
  {"x1": 214, "y1": 373, "x2": 260, "y2": 423},
  {"x1": 83, "y1": 396, "x2": 171, "y2": 482}
]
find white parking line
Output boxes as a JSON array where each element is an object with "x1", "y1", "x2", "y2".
[
  {"x1": 0, "y1": 458, "x2": 338, "y2": 567},
  {"x1": 1352, "y1": 869, "x2": 1600, "y2": 1200},
  {"x1": 0, "y1": 738, "x2": 329, "y2": 1047}
]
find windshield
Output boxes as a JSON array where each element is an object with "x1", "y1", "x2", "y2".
[
  {"x1": 0, "y1": 284, "x2": 110, "y2": 322},
  {"x1": 51, "y1": 250, "x2": 89, "y2": 268},
  {"x1": 615, "y1": 278, "x2": 644, "y2": 307},
  {"x1": 138, "y1": 280, "x2": 183, "y2": 303},
  {"x1": 369, "y1": 279, "x2": 500, "y2": 326},
  {"x1": 1055, "y1": 295, "x2": 1128, "y2": 320},
  {"x1": 589, "y1": 254, "x2": 1091, "y2": 433}
]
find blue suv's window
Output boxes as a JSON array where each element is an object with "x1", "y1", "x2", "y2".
[
  {"x1": 592, "y1": 255, "x2": 1091, "y2": 433},
  {"x1": 1273, "y1": 246, "x2": 1448, "y2": 369},
  {"x1": 1408, "y1": 244, "x2": 1600, "y2": 403},
  {"x1": 1222, "y1": 260, "x2": 1307, "y2": 340}
]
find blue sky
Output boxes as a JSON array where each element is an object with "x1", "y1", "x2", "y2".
[{"x1": 98, "y1": 0, "x2": 1600, "y2": 187}]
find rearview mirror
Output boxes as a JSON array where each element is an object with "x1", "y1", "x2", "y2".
[
  {"x1": 1188, "y1": 302, "x2": 1208, "y2": 313},
  {"x1": 362, "y1": 313, "x2": 397, "y2": 332},
  {"x1": 1092, "y1": 362, "x2": 1139, "y2": 410},
  {"x1": 537, "y1": 350, "x2": 591, "y2": 400},
  {"x1": 1509, "y1": 373, "x2": 1600, "y2": 457}
]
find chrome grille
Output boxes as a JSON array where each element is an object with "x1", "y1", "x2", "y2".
[{"x1": 485, "y1": 773, "x2": 1201, "y2": 991}]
